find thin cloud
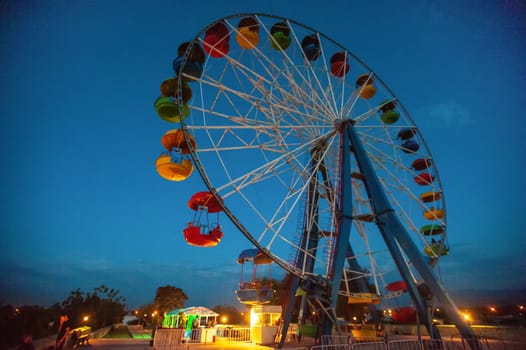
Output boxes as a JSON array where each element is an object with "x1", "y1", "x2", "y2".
[{"x1": 418, "y1": 101, "x2": 472, "y2": 129}]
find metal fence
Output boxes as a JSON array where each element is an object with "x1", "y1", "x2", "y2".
[
  {"x1": 213, "y1": 327, "x2": 251, "y2": 342},
  {"x1": 309, "y1": 335, "x2": 518, "y2": 350}
]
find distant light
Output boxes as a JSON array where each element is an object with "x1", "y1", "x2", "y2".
[
  {"x1": 489, "y1": 306, "x2": 496, "y2": 312},
  {"x1": 221, "y1": 316, "x2": 228, "y2": 323},
  {"x1": 83, "y1": 316, "x2": 89, "y2": 322}
]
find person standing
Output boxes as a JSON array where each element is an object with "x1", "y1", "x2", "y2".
[{"x1": 56, "y1": 313, "x2": 71, "y2": 350}]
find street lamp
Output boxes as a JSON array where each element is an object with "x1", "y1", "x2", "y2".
[{"x1": 83, "y1": 315, "x2": 89, "y2": 322}]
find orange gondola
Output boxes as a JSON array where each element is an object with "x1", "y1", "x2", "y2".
[
  {"x1": 188, "y1": 192, "x2": 223, "y2": 213},
  {"x1": 236, "y1": 16, "x2": 259, "y2": 49},
  {"x1": 161, "y1": 129, "x2": 196, "y2": 154},
  {"x1": 423, "y1": 208, "x2": 444, "y2": 220},
  {"x1": 330, "y1": 52, "x2": 350, "y2": 77}
]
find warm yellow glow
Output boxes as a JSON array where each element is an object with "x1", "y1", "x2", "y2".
[
  {"x1": 462, "y1": 312, "x2": 471, "y2": 321},
  {"x1": 250, "y1": 309, "x2": 259, "y2": 326},
  {"x1": 352, "y1": 316, "x2": 357, "y2": 321},
  {"x1": 489, "y1": 306, "x2": 496, "y2": 312},
  {"x1": 134, "y1": 310, "x2": 138, "y2": 315},
  {"x1": 83, "y1": 316, "x2": 89, "y2": 322},
  {"x1": 221, "y1": 316, "x2": 228, "y2": 323}
]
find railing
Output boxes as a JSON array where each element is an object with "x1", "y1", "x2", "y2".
[
  {"x1": 214, "y1": 327, "x2": 251, "y2": 342},
  {"x1": 308, "y1": 335, "x2": 519, "y2": 350}
]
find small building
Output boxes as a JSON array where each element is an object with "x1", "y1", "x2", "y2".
[
  {"x1": 250, "y1": 305, "x2": 282, "y2": 345},
  {"x1": 162, "y1": 306, "x2": 219, "y2": 343}
]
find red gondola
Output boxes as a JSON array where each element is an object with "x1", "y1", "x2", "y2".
[
  {"x1": 412, "y1": 158, "x2": 432, "y2": 171},
  {"x1": 398, "y1": 127, "x2": 417, "y2": 140},
  {"x1": 330, "y1": 52, "x2": 350, "y2": 77},
  {"x1": 386, "y1": 281, "x2": 407, "y2": 292},
  {"x1": 184, "y1": 192, "x2": 224, "y2": 247},
  {"x1": 391, "y1": 307, "x2": 417, "y2": 324},
  {"x1": 183, "y1": 223, "x2": 223, "y2": 247},
  {"x1": 414, "y1": 173, "x2": 434, "y2": 186},
  {"x1": 188, "y1": 192, "x2": 223, "y2": 213},
  {"x1": 203, "y1": 21, "x2": 230, "y2": 58}
]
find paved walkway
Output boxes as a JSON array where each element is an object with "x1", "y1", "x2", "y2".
[{"x1": 50, "y1": 338, "x2": 308, "y2": 349}]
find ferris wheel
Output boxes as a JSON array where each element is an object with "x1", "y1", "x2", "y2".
[{"x1": 154, "y1": 13, "x2": 477, "y2": 346}]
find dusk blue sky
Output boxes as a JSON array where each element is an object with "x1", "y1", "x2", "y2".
[{"x1": 1, "y1": 0, "x2": 525, "y2": 310}]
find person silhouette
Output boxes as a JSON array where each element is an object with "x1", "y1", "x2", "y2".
[{"x1": 55, "y1": 313, "x2": 71, "y2": 350}]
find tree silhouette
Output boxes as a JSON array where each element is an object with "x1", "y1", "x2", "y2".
[{"x1": 153, "y1": 285, "x2": 188, "y2": 317}]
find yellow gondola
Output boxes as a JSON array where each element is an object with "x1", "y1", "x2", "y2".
[
  {"x1": 420, "y1": 191, "x2": 441, "y2": 203},
  {"x1": 155, "y1": 155, "x2": 194, "y2": 181},
  {"x1": 356, "y1": 74, "x2": 376, "y2": 99},
  {"x1": 423, "y1": 208, "x2": 444, "y2": 220}
]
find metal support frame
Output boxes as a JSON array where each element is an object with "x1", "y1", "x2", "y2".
[{"x1": 346, "y1": 125, "x2": 479, "y2": 349}]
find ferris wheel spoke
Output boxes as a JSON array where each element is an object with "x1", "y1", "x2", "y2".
[{"x1": 254, "y1": 19, "x2": 338, "y2": 119}]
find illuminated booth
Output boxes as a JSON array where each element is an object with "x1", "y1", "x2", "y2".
[
  {"x1": 250, "y1": 305, "x2": 281, "y2": 345},
  {"x1": 162, "y1": 306, "x2": 219, "y2": 343}
]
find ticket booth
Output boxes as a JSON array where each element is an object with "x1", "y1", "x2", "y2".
[{"x1": 250, "y1": 305, "x2": 281, "y2": 345}]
